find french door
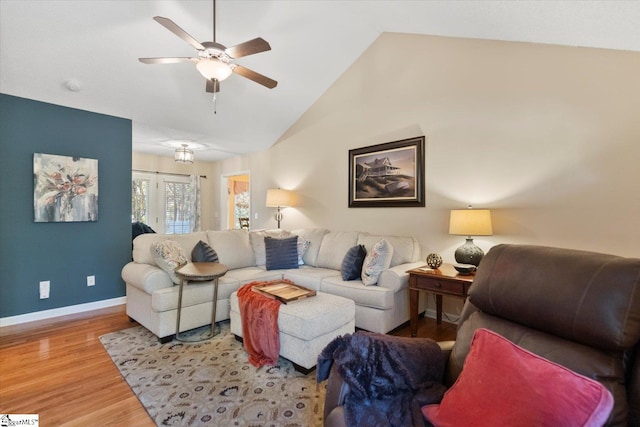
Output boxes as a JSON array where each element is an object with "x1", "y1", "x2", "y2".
[{"x1": 132, "y1": 172, "x2": 193, "y2": 234}]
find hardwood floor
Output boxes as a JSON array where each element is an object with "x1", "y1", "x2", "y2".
[
  {"x1": 0, "y1": 305, "x2": 456, "y2": 426},
  {"x1": 0, "y1": 305, "x2": 155, "y2": 427}
]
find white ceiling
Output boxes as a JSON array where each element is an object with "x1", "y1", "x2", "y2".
[{"x1": 2, "y1": 1, "x2": 639, "y2": 162}]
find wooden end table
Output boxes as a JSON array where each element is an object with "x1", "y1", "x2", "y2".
[
  {"x1": 407, "y1": 263, "x2": 474, "y2": 337},
  {"x1": 174, "y1": 262, "x2": 229, "y2": 342}
]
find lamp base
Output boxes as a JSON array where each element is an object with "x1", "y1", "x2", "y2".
[
  {"x1": 454, "y1": 238, "x2": 484, "y2": 266},
  {"x1": 274, "y1": 208, "x2": 283, "y2": 229}
]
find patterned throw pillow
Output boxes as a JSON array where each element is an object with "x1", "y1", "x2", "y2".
[
  {"x1": 341, "y1": 244, "x2": 367, "y2": 281},
  {"x1": 191, "y1": 240, "x2": 219, "y2": 263},
  {"x1": 361, "y1": 239, "x2": 394, "y2": 286},
  {"x1": 151, "y1": 239, "x2": 189, "y2": 284},
  {"x1": 297, "y1": 236, "x2": 311, "y2": 265},
  {"x1": 265, "y1": 236, "x2": 299, "y2": 271}
]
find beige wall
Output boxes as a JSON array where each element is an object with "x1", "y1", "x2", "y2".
[
  {"x1": 138, "y1": 32, "x2": 640, "y2": 259},
  {"x1": 214, "y1": 33, "x2": 639, "y2": 262},
  {"x1": 137, "y1": 33, "x2": 640, "y2": 317}
]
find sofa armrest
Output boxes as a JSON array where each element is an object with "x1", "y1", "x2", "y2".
[
  {"x1": 121, "y1": 262, "x2": 173, "y2": 294},
  {"x1": 377, "y1": 261, "x2": 425, "y2": 292}
]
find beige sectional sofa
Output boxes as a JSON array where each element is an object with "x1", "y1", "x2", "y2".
[{"x1": 121, "y1": 228, "x2": 425, "y2": 342}]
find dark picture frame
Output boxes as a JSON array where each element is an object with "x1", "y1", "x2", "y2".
[{"x1": 348, "y1": 136, "x2": 425, "y2": 208}]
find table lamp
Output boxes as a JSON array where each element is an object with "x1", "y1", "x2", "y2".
[
  {"x1": 266, "y1": 188, "x2": 294, "y2": 228},
  {"x1": 449, "y1": 206, "x2": 493, "y2": 266}
]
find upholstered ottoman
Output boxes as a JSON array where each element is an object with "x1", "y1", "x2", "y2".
[{"x1": 229, "y1": 291, "x2": 355, "y2": 374}]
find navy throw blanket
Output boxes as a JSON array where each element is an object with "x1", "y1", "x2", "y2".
[
  {"x1": 132, "y1": 221, "x2": 155, "y2": 241},
  {"x1": 317, "y1": 331, "x2": 446, "y2": 427}
]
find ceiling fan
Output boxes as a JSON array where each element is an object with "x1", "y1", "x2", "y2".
[{"x1": 138, "y1": 0, "x2": 277, "y2": 94}]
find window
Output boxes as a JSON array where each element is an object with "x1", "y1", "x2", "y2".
[
  {"x1": 131, "y1": 176, "x2": 151, "y2": 224},
  {"x1": 163, "y1": 179, "x2": 192, "y2": 234},
  {"x1": 132, "y1": 172, "x2": 194, "y2": 234}
]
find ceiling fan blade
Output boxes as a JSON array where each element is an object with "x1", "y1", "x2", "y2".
[
  {"x1": 206, "y1": 79, "x2": 221, "y2": 93},
  {"x1": 153, "y1": 16, "x2": 205, "y2": 51},
  {"x1": 138, "y1": 57, "x2": 198, "y2": 64},
  {"x1": 232, "y1": 65, "x2": 277, "y2": 89},
  {"x1": 225, "y1": 38, "x2": 271, "y2": 59}
]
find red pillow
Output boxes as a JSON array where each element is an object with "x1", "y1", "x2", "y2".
[{"x1": 422, "y1": 328, "x2": 613, "y2": 427}]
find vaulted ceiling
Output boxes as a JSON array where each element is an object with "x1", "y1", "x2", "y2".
[{"x1": 2, "y1": 1, "x2": 639, "y2": 161}]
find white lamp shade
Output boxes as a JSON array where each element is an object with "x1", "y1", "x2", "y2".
[
  {"x1": 266, "y1": 189, "x2": 294, "y2": 207},
  {"x1": 196, "y1": 59, "x2": 232, "y2": 81},
  {"x1": 449, "y1": 209, "x2": 493, "y2": 236}
]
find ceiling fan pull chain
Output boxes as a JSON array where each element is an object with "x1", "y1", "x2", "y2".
[{"x1": 211, "y1": 77, "x2": 219, "y2": 114}]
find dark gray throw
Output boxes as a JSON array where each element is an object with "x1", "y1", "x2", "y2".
[{"x1": 317, "y1": 331, "x2": 446, "y2": 427}]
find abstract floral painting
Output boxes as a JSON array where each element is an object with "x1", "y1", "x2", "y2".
[{"x1": 33, "y1": 153, "x2": 98, "y2": 222}]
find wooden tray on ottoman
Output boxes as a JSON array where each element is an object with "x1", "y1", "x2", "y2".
[{"x1": 252, "y1": 282, "x2": 316, "y2": 304}]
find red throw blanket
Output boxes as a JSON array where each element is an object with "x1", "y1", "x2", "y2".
[{"x1": 237, "y1": 280, "x2": 287, "y2": 367}]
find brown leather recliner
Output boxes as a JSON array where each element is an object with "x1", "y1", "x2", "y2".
[{"x1": 322, "y1": 244, "x2": 640, "y2": 426}]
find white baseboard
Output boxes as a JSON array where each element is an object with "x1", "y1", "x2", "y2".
[{"x1": 0, "y1": 297, "x2": 126, "y2": 327}]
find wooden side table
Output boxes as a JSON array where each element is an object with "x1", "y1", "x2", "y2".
[
  {"x1": 174, "y1": 262, "x2": 229, "y2": 342},
  {"x1": 407, "y1": 263, "x2": 474, "y2": 337}
]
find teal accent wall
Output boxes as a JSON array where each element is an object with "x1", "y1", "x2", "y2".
[{"x1": 0, "y1": 94, "x2": 132, "y2": 318}]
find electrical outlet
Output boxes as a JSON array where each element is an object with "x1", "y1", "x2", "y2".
[
  {"x1": 254, "y1": 212, "x2": 259, "y2": 219},
  {"x1": 87, "y1": 275, "x2": 95, "y2": 287},
  {"x1": 39, "y1": 281, "x2": 50, "y2": 299}
]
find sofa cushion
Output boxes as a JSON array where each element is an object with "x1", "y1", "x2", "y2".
[
  {"x1": 320, "y1": 277, "x2": 395, "y2": 310},
  {"x1": 249, "y1": 229, "x2": 292, "y2": 266},
  {"x1": 191, "y1": 240, "x2": 219, "y2": 263},
  {"x1": 152, "y1": 281, "x2": 215, "y2": 311},
  {"x1": 361, "y1": 239, "x2": 394, "y2": 286},
  {"x1": 151, "y1": 239, "x2": 189, "y2": 285},
  {"x1": 423, "y1": 328, "x2": 614, "y2": 427},
  {"x1": 265, "y1": 236, "x2": 299, "y2": 270},
  {"x1": 283, "y1": 267, "x2": 340, "y2": 291},
  {"x1": 316, "y1": 231, "x2": 359, "y2": 270},
  {"x1": 150, "y1": 278, "x2": 241, "y2": 313},
  {"x1": 357, "y1": 233, "x2": 420, "y2": 267},
  {"x1": 224, "y1": 266, "x2": 286, "y2": 285},
  {"x1": 291, "y1": 228, "x2": 330, "y2": 267},
  {"x1": 206, "y1": 230, "x2": 255, "y2": 270},
  {"x1": 341, "y1": 245, "x2": 367, "y2": 281},
  {"x1": 133, "y1": 232, "x2": 208, "y2": 265}
]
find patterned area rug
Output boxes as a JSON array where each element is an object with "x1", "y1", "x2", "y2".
[{"x1": 100, "y1": 321, "x2": 325, "y2": 426}]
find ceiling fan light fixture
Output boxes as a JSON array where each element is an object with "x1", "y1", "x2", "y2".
[
  {"x1": 175, "y1": 144, "x2": 194, "y2": 164},
  {"x1": 196, "y1": 59, "x2": 232, "y2": 81}
]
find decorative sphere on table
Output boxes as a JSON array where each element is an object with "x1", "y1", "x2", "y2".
[{"x1": 426, "y1": 253, "x2": 443, "y2": 269}]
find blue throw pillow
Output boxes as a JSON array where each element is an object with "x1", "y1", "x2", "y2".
[
  {"x1": 265, "y1": 236, "x2": 299, "y2": 271},
  {"x1": 341, "y1": 244, "x2": 367, "y2": 281},
  {"x1": 191, "y1": 240, "x2": 219, "y2": 263}
]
